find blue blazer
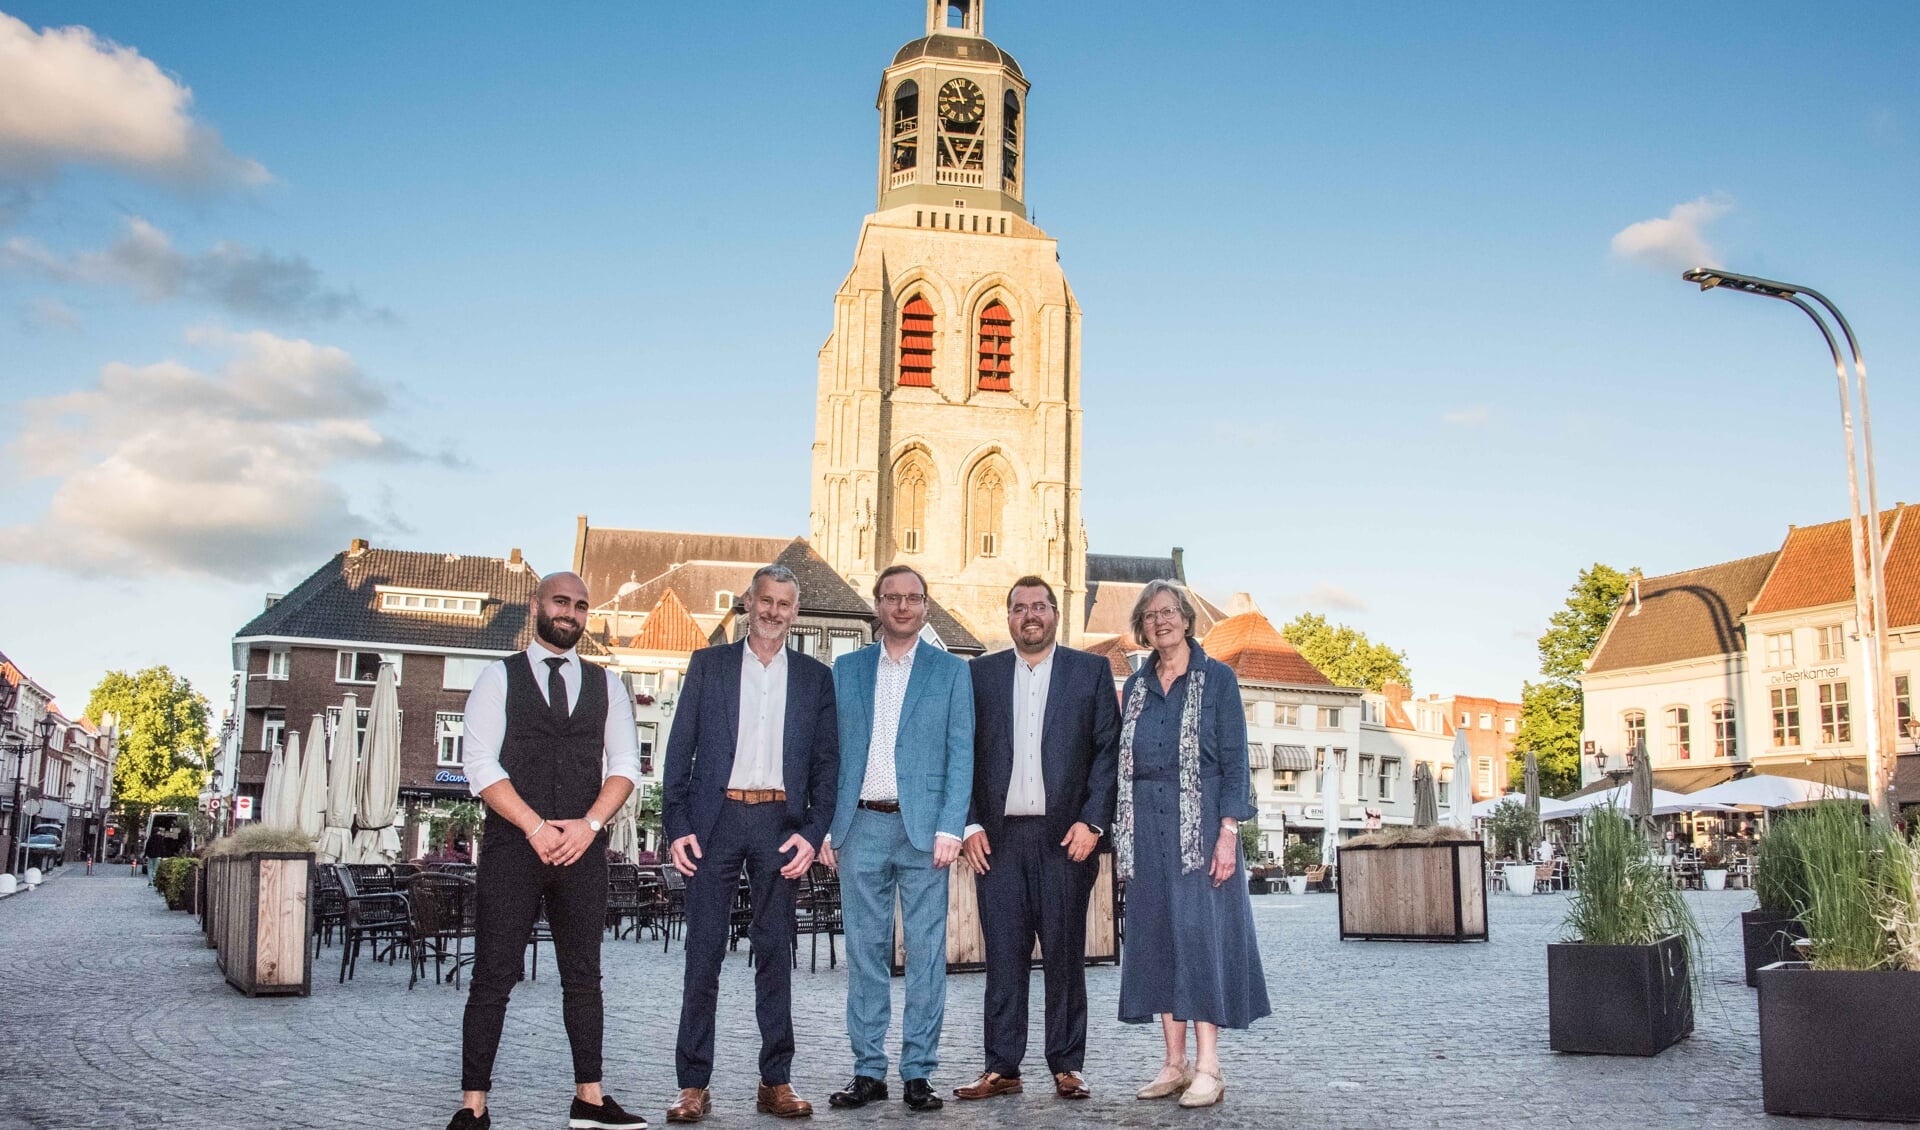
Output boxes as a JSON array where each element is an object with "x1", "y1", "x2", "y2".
[
  {"x1": 829, "y1": 639, "x2": 974, "y2": 853},
  {"x1": 660, "y1": 639, "x2": 840, "y2": 850},
  {"x1": 967, "y1": 645, "x2": 1121, "y2": 846}
]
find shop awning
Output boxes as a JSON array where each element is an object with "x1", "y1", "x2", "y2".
[{"x1": 1272, "y1": 744, "x2": 1314, "y2": 772}]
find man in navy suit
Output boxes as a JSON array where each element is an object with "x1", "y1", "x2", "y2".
[
  {"x1": 819, "y1": 563, "x2": 974, "y2": 1114},
  {"x1": 953, "y1": 576, "x2": 1119, "y2": 1103},
  {"x1": 661, "y1": 564, "x2": 839, "y2": 1123}
]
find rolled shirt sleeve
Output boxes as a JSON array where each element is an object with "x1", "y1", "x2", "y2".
[
  {"x1": 601, "y1": 666, "x2": 644, "y2": 787},
  {"x1": 460, "y1": 661, "x2": 510, "y2": 796}
]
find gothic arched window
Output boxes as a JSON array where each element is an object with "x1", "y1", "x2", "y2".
[
  {"x1": 1002, "y1": 91, "x2": 1021, "y2": 192},
  {"x1": 977, "y1": 300, "x2": 1012, "y2": 391},
  {"x1": 971, "y1": 464, "x2": 1004, "y2": 558},
  {"x1": 895, "y1": 458, "x2": 929, "y2": 554},
  {"x1": 899, "y1": 295, "x2": 934, "y2": 387},
  {"x1": 891, "y1": 81, "x2": 919, "y2": 174}
]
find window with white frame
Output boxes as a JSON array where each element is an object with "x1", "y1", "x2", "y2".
[
  {"x1": 1276, "y1": 769, "x2": 1301, "y2": 792},
  {"x1": 265, "y1": 648, "x2": 290, "y2": 680},
  {"x1": 1624, "y1": 710, "x2": 1646, "y2": 753},
  {"x1": 637, "y1": 670, "x2": 660, "y2": 693},
  {"x1": 1898, "y1": 675, "x2": 1913, "y2": 740},
  {"x1": 1666, "y1": 706, "x2": 1691, "y2": 760},
  {"x1": 1764, "y1": 632, "x2": 1795, "y2": 669},
  {"x1": 1244, "y1": 702, "x2": 1259, "y2": 725},
  {"x1": 1437, "y1": 773, "x2": 1450, "y2": 805},
  {"x1": 336, "y1": 650, "x2": 401, "y2": 684},
  {"x1": 324, "y1": 706, "x2": 400, "y2": 757},
  {"x1": 637, "y1": 722, "x2": 658, "y2": 775},
  {"x1": 715, "y1": 590, "x2": 734, "y2": 613},
  {"x1": 1320, "y1": 707, "x2": 1343, "y2": 729},
  {"x1": 1275, "y1": 703, "x2": 1299, "y2": 726},
  {"x1": 262, "y1": 709, "x2": 286, "y2": 752},
  {"x1": 1356, "y1": 754, "x2": 1376, "y2": 799},
  {"x1": 436, "y1": 712, "x2": 464, "y2": 766},
  {"x1": 829, "y1": 631, "x2": 862, "y2": 660},
  {"x1": 1817, "y1": 681, "x2": 1851, "y2": 744},
  {"x1": 1711, "y1": 701, "x2": 1737, "y2": 758},
  {"x1": 1771, "y1": 687, "x2": 1800, "y2": 747},
  {"x1": 1816, "y1": 624, "x2": 1846, "y2": 662},
  {"x1": 1459, "y1": 711, "x2": 1470, "y2": 728},
  {"x1": 379, "y1": 589, "x2": 483, "y2": 616},
  {"x1": 788, "y1": 628, "x2": 821, "y2": 657},
  {"x1": 1478, "y1": 713, "x2": 1492, "y2": 730},
  {"x1": 1378, "y1": 758, "x2": 1399, "y2": 801},
  {"x1": 1503, "y1": 716, "x2": 1516, "y2": 734},
  {"x1": 1477, "y1": 757, "x2": 1493, "y2": 795},
  {"x1": 442, "y1": 656, "x2": 491, "y2": 691}
]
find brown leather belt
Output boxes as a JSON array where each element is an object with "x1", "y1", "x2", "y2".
[
  {"x1": 725, "y1": 788, "x2": 786, "y2": 804},
  {"x1": 858, "y1": 799, "x2": 901, "y2": 813}
]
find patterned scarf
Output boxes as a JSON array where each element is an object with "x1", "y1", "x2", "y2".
[{"x1": 1114, "y1": 645, "x2": 1206, "y2": 881}]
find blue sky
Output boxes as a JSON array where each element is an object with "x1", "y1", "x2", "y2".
[{"x1": 2, "y1": 2, "x2": 1917, "y2": 719}]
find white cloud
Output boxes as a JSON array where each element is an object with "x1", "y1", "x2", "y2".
[
  {"x1": 1609, "y1": 194, "x2": 1733, "y2": 272},
  {"x1": 0, "y1": 11, "x2": 267, "y2": 186},
  {"x1": 19, "y1": 296, "x2": 80, "y2": 332},
  {"x1": 1441, "y1": 405, "x2": 1489, "y2": 426},
  {"x1": 0, "y1": 329, "x2": 420, "y2": 580},
  {"x1": 1298, "y1": 582, "x2": 1368, "y2": 613},
  {"x1": 3, "y1": 217, "x2": 389, "y2": 323}
]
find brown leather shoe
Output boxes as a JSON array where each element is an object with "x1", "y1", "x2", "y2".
[
  {"x1": 667, "y1": 1087, "x2": 711, "y2": 1123},
  {"x1": 757, "y1": 1083, "x2": 813, "y2": 1119},
  {"x1": 1054, "y1": 1072, "x2": 1090, "y2": 1100},
  {"x1": 953, "y1": 1071, "x2": 1023, "y2": 1100}
]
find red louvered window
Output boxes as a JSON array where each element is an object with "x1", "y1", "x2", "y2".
[
  {"x1": 899, "y1": 295, "x2": 934, "y2": 387},
  {"x1": 977, "y1": 301, "x2": 1012, "y2": 391}
]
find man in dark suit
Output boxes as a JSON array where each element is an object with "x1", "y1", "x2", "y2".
[
  {"x1": 954, "y1": 576, "x2": 1120, "y2": 1103},
  {"x1": 661, "y1": 564, "x2": 839, "y2": 1123}
]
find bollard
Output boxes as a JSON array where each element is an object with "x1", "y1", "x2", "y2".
[
  {"x1": 24, "y1": 866, "x2": 44, "y2": 887},
  {"x1": 0, "y1": 873, "x2": 16, "y2": 896}
]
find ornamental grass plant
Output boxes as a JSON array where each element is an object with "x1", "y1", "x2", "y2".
[
  {"x1": 1753, "y1": 812, "x2": 1812, "y2": 918},
  {"x1": 206, "y1": 825, "x2": 316, "y2": 857},
  {"x1": 1793, "y1": 799, "x2": 1892, "y2": 972},
  {"x1": 1563, "y1": 806, "x2": 1702, "y2": 953}
]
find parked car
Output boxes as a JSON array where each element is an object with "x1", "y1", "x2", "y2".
[{"x1": 24, "y1": 833, "x2": 62, "y2": 859}]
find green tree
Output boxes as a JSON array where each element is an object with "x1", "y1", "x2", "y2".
[
  {"x1": 85, "y1": 666, "x2": 211, "y2": 837},
  {"x1": 1280, "y1": 613, "x2": 1412, "y2": 691},
  {"x1": 1513, "y1": 564, "x2": 1633, "y2": 796}
]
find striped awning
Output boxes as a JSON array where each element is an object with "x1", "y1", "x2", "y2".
[{"x1": 1272, "y1": 744, "x2": 1314, "y2": 772}]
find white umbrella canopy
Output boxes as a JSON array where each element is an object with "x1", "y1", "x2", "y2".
[
  {"x1": 353, "y1": 662, "x2": 403, "y2": 862},
  {"x1": 1321, "y1": 749, "x2": 1342, "y2": 865},
  {"x1": 1544, "y1": 783, "x2": 1734, "y2": 819},
  {"x1": 318, "y1": 694, "x2": 359, "y2": 863},
  {"x1": 259, "y1": 737, "x2": 292, "y2": 829},
  {"x1": 1449, "y1": 729, "x2": 1473, "y2": 830},
  {"x1": 263, "y1": 731, "x2": 304, "y2": 829},
  {"x1": 1473, "y1": 792, "x2": 1573, "y2": 820},
  {"x1": 1685, "y1": 775, "x2": 1868, "y2": 810},
  {"x1": 295, "y1": 714, "x2": 329, "y2": 841}
]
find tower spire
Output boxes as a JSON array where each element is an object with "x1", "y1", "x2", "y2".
[{"x1": 927, "y1": 0, "x2": 983, "y2": 38}]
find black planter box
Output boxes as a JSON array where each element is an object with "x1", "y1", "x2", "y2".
[
  {"x1": 1547, "y1": 936, "x2": 1693, "y2": 1056},
  {"x1": 1741, "y1": 909, "x2": 1801, "y2": 989},
  {"x1": 1758, "y1": 962, "x2": 1920, "y2": 1122}
]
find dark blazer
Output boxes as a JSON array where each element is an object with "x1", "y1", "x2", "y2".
[
  {"x1": 967, "y1": 644, "x2": 1121, "y2": 846},
  {"x1": 661, "y1": 638, "x2": 840, "y2": 851}
]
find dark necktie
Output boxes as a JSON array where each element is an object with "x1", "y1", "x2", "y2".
[{"x1": 544, "y1": 656, "x2": 570, "y2": 723}]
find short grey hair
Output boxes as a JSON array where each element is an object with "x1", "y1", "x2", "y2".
[
  {"x1": 748, "y1": 563, "x2": 800, "y2": 601},
  {"x1": 1129, "y1": 579, "x2": 1196, "y2": 646}
]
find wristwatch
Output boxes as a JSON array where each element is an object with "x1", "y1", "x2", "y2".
[
  {"x1": 587, "y1": 818, "x2": 604, "y2": 833},
  {"x1": 1220, "y1": 818, "x2": 1239, "y2": 834}
]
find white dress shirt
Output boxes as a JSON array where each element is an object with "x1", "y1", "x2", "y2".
[
  {"x1": 728, "y1": 641, "x2": 788, "y2": 790},
  {"x1": 1004, "y1": 646, "x2": 1054, "y2": 816},
  {"x1": 860, "y1": 642, "x2": 916, "y2": 803},
  {"x1": 461, "y1": 642, "x2": 644, "y2": 797}
]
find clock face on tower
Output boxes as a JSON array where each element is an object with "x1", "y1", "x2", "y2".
[{"x1": 938, "y1": 79, "x2": 985, "y2": 125}]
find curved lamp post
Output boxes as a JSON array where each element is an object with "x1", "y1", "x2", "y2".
[{"x1": 1680, "y1": 268, "x2": 1895, "y2": 825}]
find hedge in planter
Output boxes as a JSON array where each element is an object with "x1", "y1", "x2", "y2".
[
  {"x1": 154, "y1": 857, "x2": 200, "y2": 911},
  {"x1": 1758, "y1": 801, "x2": 1920, "y2": 1122},
  {"x1": 1548, "y1": 806, "x2": 1697, "y2": 1056}
]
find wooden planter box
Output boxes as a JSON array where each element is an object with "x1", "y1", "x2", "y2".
[
  {"x1": 1547, "y1": 936, "x2": 1693, "y2": 1056},
  {"x1": 1336, "y1": 841, "x2": 1487, "y2": 942},
  {"x1": 219, "y1": 852, "x2": 316, "y2": 997},
  {"x1": 1758, "y1": 962, "x2": 1920, "y2": 1121},
  {"x1": 892, "y1": 850, "x2": 1118, "y2": 974},
  {"x1": 204, "y1": 856, "x2": 229, "y2": 954},
  {"x1": 1741, "y1": 909, "x2": 1801, "y2": 989}
]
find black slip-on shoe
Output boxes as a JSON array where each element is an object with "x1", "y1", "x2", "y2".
[
  {"x1": 903, "y1": 1079, "x2": 944, "y2": 1112},
  {"x1": 571, "y1": 1093, "x2": 648, "y2": 1129},
  {"x1": 828, "y1": 1076, "x2": 889, "y2": 1109},
  {"x1": 446, "y1": 1108, "x2": 490, "y2": 1130}
]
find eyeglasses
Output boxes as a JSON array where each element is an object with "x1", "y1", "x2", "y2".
[
  {"x1": 878, "y1": 593, "x2": 927, "y2": 607},
  {"x1": 1009, "y1": 602, "x2": 1055, "y2": 616},
  {"x1": 1140, "y1": 608, "x2": 1185, "y2": 624}
]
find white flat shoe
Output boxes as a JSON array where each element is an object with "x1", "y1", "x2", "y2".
[
  {"x1": 1178, "y1": 1071, "x2": 1224, "y2": 1108},
  {"x1": 1135, "y1": 1062, "x2": 1194, "y2": 1100}
]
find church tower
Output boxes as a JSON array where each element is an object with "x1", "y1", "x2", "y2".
[{"x1": 809, "y1": 0, "x2": 1086, "y2": 645}]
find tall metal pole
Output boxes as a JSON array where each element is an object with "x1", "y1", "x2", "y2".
[{"x1": 1681, "y1": 269, "x2": 1896, "y2": 825}]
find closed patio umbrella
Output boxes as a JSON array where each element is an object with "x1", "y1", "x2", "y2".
[
  {"x1": 1523, "y1": 750, "x2": 1541, "y2": 820},
  {"x1": 259, "y1": 736, "x2": 293, "y2": 829},
  {"x1": 264, "y1": 731, "x2": 303, "y2": 829},
  {"x1": 1449, "y1": 728, "x2": 1473, "y2": 831},
  {"x1": 1412, "y1": 762, "x2": 1438, "y2": 828},
  {"x1": 1321, "y1": 749, "x2": 1342, "y2": 865},
  {"x1": 295, "y1": 713, "x2": 328, "y2": 841},
  {"x1": 353, "y1": 662, "x2": 403, "y2": 862},
  {"x1": 318, "y1": 695, "x2": 359, "y2": 863},
  {"x1": 609, "y1": 793, "x2": 640, "y2": 861},
  {"x1": 1630, "y1": 743, "x2": 1655, "y2": 835}
]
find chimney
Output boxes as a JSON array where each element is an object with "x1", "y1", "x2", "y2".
[
  {"x1": 1383, "y1": 680, "x2": 1411, "y2": 707},
  {"x1": 1226, "y1": 592, "x2": 1258, "y2": 616},
  {"x1": 509, "y1": 547, "x2": 524, "y2": 569},
  {"x1": 1628, "y1": 568, "x2": 1643, "y2": 616},
  {"x1": 1170, "y1": 546, "x2": 1186, "y2": 582},
  {"x1": 347, "y1": 538, "x2": 368, "y2": 557},
  {"x1": 572, "y1": 514, "x2": 589, "y2": 574}
]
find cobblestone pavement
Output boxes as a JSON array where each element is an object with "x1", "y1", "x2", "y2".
[{"x1": 0, "y1": 870, "x2": 1878, "y2": 1129}]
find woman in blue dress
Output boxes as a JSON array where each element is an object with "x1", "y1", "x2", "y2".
[{"x1": 1116, "y1": 580, "x2": 1269, "y2": 1108}]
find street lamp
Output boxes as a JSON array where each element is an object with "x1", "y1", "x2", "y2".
[
  {"x1": 3, "y1": 709, "x2": 60, "y2": 875},
  {"x1": 1680, "y1": 267, "x2": 1895, "y2": 825}
]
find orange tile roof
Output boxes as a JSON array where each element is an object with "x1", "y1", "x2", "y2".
[
  {"x1": 1080, "y1": 634, "x2": 1138, "y2": 679},
  {"x1": 1749, "y1": 506, "x2": 1906, "y2": 619},
  {"x1": 626, "y1": 588, "x2": 706, "y2": 654},
  {"x1": 1204, "y1": 611, "x2": 1335, "y2": 688}
]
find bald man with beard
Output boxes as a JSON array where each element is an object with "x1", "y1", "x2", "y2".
[{"x1": 449, "y1": 572, "x2": 649, "y2": 1130}]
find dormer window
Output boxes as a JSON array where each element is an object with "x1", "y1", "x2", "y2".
[
  {"x1": 715, "y1": 590, "x2": 735, "y2": 613},
  {"x1": 377, "y1": 586, "x2": 485, "y2": 616}
]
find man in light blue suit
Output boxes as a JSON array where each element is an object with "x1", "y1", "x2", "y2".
[{"x1": 819, "y1": 563, "x2": 974, "y2": 1114}]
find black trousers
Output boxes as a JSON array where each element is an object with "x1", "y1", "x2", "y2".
[
  {"x1": 977, "y1": 816, "x2": 1097, "y2": 1077},
  {"x1": 674, "y1": 799, "x2": 799, "y2": 1088},
  {"x1": 461, "y1": 832, "x2": 608, "y2": 1092}
]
